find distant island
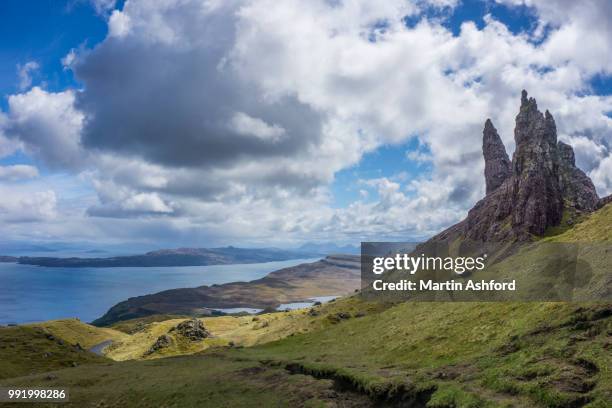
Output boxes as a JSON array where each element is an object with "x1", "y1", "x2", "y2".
[
  {"x1": 5, "y1": 247, "x2": 323, "y2": 268},
  {"x1": 93, "y1": 255, "x2": 361, "y2": 326}
]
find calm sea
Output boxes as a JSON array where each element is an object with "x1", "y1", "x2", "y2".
[{"x1": 0, "y1": 258, "x2": 318, "y2": 325}]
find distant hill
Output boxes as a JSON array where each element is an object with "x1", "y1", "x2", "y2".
[
  {"x1": 92, "y1": 255, "x2": 360, "y2": 326},
  {"x1": 14, "y1": 246, "x2": 319, "y2": 268}
]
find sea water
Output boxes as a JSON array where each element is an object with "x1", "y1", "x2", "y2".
[{"x1": 0, "y1": 258, "x2": 318, "y2": 325}]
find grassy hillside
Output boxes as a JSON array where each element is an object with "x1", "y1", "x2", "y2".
[
  {"x1": 105, "y1": 306, "x2": 376, "y2": 360},
  {"x1": 26, "y1": 319, "x2": 129, "y2": 349},
  {"x1": 1, "y1": 300, "x2": 609, "y2": 407},
  {"x1": 0, "y1": 353, "x2": 374, "y2": 407},
  {"x1": 243, "y1": 300, "x2": 611, "y2": 407},
  {"x1": 0, "y1": 204, "x2": 610, "y2": 407},
  {"x1": 0, "y1": 325, "x2": 108, "y2": 380},
  {"x1": 544, "y1": 203, "x2": 611, "y2": 243}
]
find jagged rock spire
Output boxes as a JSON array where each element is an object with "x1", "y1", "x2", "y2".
[
  {"x1": 431, "y1": 90, "x2": 601, "y2": 244},
  {"x1": 511, "y1": 90, "x2": 563, "y2": 235},
  {"x1": 483, "y1": 119, "x2": 511, "y2": 195}
]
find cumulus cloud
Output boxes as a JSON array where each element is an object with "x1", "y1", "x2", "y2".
[
  {"x1": 0, "y1": 188, "x2": 57, "y2": 223},
  {"x1": 4, "y1": 87, "x2": 86, "y2": 170},
  {"x1": 591, "y1": 155, "x2": 612, "y2": 196},
  {"x1": 1, "y1": 0, "x2": 611, "y2": 245},
  {"x1": 17, "y1": 61, "x2": 39, "y2": 91},
  {"x1": 230, "y1": 112, "x2": 286, "y2": 142},
  {"x1": 90, "y1": 0, "x2": 117, "y2": 15},
  {"x1": 0, "y1": 165, "x2": 39, "y2": 181}
]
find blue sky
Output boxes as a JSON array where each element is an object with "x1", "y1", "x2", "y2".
[
  {"x1": 0, "y1": 0, "x2": 610, "y2": 250},
  {"x1": 0, "y1": 1, "x2": 107, "y2": 104}
]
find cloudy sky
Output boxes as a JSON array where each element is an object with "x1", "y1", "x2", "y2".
[{"x1": 0, "y1": 0, "x2": 610, "y2": 250}]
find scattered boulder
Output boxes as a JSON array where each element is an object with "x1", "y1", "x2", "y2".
[
  {"x1": 327, "y1": 312, "x2": 352, "y2": 324},
  {"x1": 307, "y1": 308, "x2": 320, "y2": 317},
  {"x1": 253, "y1": 320, "x2": 270, "y2": 330},
  {"x1": 174, "y1": 318, "x2": 210, "y2": 341},
  {"x1": 145, "y1": 334, "x2": 173, "y2": 356}
]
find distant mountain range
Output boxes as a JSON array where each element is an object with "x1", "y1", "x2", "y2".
[{"x1": 11, "y1": 247, "x2": 322, "y2": 268}]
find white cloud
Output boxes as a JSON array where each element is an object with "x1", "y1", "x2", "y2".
[
  {"x1": 108, "y1": 9, "x2": 131, "y2": 38},
  {"x1": 230, "y1": 112, "x2": 286, "y2": 142},
  {"x1": 0, "y1": 188, "x2": 57, "y2": 223},
  {"x1": 590, "y1": 155, "x2": 612, "y2": 197},
  {"x1": 91, "y1": 0, "x2": 117, "y2": 15},
  {"x1": 1, "y1": 0, "x2": 611, "y2": 245},
  {"x1": 17, "y1": 61, "x2": 39, "y2": 91},
  {"x1": 4, "y1": 87, "x2": 85, "y2": 170},
  {"x1": 61, "y1": 50, "x2": 77, "y2": 69},
  {"x1": 0, "y1": 165, "x2": 39, "y2": 181}
]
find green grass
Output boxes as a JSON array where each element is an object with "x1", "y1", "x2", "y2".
[
  {"x1": 1, "y1": 300, "x2": 610, "y2": 407},
  {"x1": 238, "y1": 300, "x2": 611, "y2": 407},
  {"x1": 0, "y1": 354, "x2": 371, "y2": 407},
  {"x1": 109, "y1": 314, "x2": 191, "y2": 334},
  {"x1": 0, "y1": 326, "x2": 107, "y2": 380},
  {"x1": 25, "y1": 318, "x2": 128, "y2": 349},
  {"x1": 0, "y1": 204, "x2": 609, "y2": 407},
  {"x1": 545, "y1": 203, "x2": 612, "y2": 243}
]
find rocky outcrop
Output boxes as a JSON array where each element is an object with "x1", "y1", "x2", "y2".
[
  {"x1": 558, "y1": 141, "x2": 599, "y2": 212},
  {"x1": 144, "y1": 334, "x2": 172, "y2": 356},
  {"x1": 171, "y1": 318, "x2": 210, "y2": 341},
  {"x1": 431, "y1": 90, "x2": 601, "y2": 244},
  {"x1": 483, "y1": 119, "x2": 511, "y2": 194},
  {"x1": 598, "y1": 194, "x2": 612, "y2": 209}
]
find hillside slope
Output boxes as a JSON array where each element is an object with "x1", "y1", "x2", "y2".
[
  {"x1": 0, "y1": 204, "x2": 610, "y2": 407},
  {"x1": 94, "y1": 255, "x2": 360, "y2": 326}
]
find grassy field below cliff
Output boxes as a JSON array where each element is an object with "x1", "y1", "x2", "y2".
[
  {"x1": 0, "y1": 204, "x2": 610, "y2": 407},
  {"x1": 1, "y1": 300, "x2": 610, "y2": 407}
]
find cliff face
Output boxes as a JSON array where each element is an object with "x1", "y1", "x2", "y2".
[
  {"x1": 433, "y1": 90, "x2": 602, "y2": 243},
  {"x1": 557, "y1": 141, "x2": 600, "y2": 212}
]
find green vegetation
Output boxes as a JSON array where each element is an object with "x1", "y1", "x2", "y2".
[
  {"x1": 26, "y1": 319, "x2": 128, "y2": 349},
  {"x1": 0, "y1": 354, "x2": 373, "y2": 408},
  {"x1": 544, "y1": 203, "x2": 612, "y2": 243},
  {"x1": 0, "y1": 325, "x2": 107, "y2": 380},
  {"x1": 0, "y1": 204, "x2": 610, "y2": 407},
  {"x1": 110, "y1": 314, "x2": 191, "y2": 334}
]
